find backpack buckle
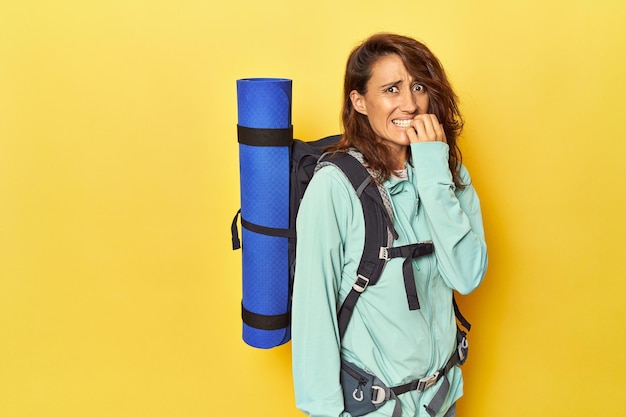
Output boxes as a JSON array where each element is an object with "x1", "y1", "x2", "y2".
[
  {"x1": 457, "y1": 334, "x2": 469, "y2": 364},
  {"x1": 415, "y1": 371, "x2": 440, "y2": 392},
  {"x1": 379, "y1": 247, "x2": 389, "y2": 260},
  {"x1": 353, "y1": 275, "x2": 370, "y2": 293},
  {"x1": 371, "y1": 385, "x2": 387, "y2": 405}
]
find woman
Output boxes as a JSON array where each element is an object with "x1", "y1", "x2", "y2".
[{"x1": 292, "y1": 33, "x2": 488, "y2": 417}]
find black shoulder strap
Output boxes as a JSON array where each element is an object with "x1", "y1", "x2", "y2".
[{"x1": 318, "y1": 152, "x2": 391, "y2": 339}]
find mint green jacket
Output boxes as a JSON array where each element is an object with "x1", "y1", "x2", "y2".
[{"x1": 291, "y1": 142, "x2": 488, "y2": 417}]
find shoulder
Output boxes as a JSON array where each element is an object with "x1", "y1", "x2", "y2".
[
  {"x1": 309, "y1": 164, "x2": 357, "y2": 196},
  {"x1": 297, "y1": 164, "x2": 361, "y2": 236},
  {"x1": 300, "y1": 164, "x2": 358, "y2": 213}
]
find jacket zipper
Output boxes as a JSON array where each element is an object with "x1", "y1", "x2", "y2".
[{"x1": 425, "y1": 254, "x2": 437, "y2": 375}]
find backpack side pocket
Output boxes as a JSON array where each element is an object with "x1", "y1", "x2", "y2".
[{"x1": 340, "y1": 360, "x2": 389, "y2": 417}]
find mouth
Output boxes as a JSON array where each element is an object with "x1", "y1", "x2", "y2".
[{"x1": 392, "y1": 119, "x2": 412, "y2": 128}]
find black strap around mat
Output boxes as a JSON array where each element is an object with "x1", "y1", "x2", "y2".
[
  {"x1": 237, "y1": 125, "x2": 293, "y2": 147},
  {"x1": 241, "y1": 303, "x2": 290, "y2": 331},
  {"x1": 231, "y1": 209, "x2": 294, "y2": 251}
]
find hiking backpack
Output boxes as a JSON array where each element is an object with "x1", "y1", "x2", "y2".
[{"x1": 231, "y1": 130, "x2": 471, "y2": 417}]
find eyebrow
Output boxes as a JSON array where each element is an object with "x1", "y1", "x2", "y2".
[{"x1": 380, "y1": 80, "x2": 403, "y2": 90}]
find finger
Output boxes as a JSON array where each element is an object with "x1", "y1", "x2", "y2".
[
  {"x1": 405, "y1": 123, "x2": 419, "y2": 142},
  {"x1": 412, "y1": 114, "x2": 437, "y2": 142},
  {"x1": 425, "y1": 114, "x2": 447, "y2": 143},
  {"x1": 423, "y1": 114, "x2": 439, "y2": 140},
  {"x1": 429, "y1": 114, "x2": 450, "y2": 143},
  {"x1": 440, "y1": 123, "x2": 448, "y2": 144},
  {"x1": 409, "y1": 117, "x2": 428, "y2": 141}
]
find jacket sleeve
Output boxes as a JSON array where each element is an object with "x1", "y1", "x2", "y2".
[
  {"x1": 291, "y1": 166, "x2": 352, "y2": 417},
  {"x1": 410, "y1": 142, "x2": 488, "y2": 294}
]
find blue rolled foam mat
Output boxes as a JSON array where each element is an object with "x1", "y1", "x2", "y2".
[{"x1": 237, "y1": 78, "x2": 292, "y2": 348}]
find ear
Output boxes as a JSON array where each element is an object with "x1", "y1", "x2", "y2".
[{"x1": 350, "y1": 90, "x2": 367, "y2": 115}]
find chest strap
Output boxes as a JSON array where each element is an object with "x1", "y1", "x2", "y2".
[
  {"x1": 338, "y1": 241, "x2": 434, "y2": 339},
  {"x1": 380, "y1": 241, "x2": 434, "y2": 311}
]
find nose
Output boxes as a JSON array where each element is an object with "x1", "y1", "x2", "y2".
[{"x1": 399, "y1": 87, "x2": 418, "y2": 114}]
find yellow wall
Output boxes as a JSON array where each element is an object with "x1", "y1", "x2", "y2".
[{"x1": 1, "y1": 0, "x2": 625, "y2": 416}]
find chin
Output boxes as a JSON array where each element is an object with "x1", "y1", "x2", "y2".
[{"x1": 395, "y1": 134, "x2": 411, "y2": 146}]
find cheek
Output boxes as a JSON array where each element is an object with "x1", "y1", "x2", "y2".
[
  {"x1": 366, "y1": 105, "x2": 387, "y2": 125},
  {"x1": 421, "y1": 95, "x2": 430, "y2": 112}
]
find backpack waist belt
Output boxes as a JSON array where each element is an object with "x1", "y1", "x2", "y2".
[
  {"x1": 391, "y1": 342, "x2": 464, "y2": 417},
  {"x1": 342, "y1": 337, "x2": 467, "y2": 417}
]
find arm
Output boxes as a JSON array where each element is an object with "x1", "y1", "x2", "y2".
[
  {"x1": 410, "y1": 141, "x2": 488, "y2": 294},
  {"x1": 291, "y1": 166, "x2": 352, "y2": 417}
]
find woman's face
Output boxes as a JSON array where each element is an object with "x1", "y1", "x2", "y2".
[{"x1": 350, "y1": 54, "x2": 429, "y2": 164}]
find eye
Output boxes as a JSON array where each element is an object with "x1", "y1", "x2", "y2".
[
  {"x1": 385, "y1": 85, "x2": 400, "y2": 93},
  {"x1": 412, "y1": 83, "x2": 425, "y2": 92}
]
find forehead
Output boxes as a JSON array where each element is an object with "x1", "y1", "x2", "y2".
[{"x1": 368, "y1": 54, "x2": 413, "y2": 84}]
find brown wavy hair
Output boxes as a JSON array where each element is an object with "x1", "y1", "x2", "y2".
[{"x1": 331, "y1": 33, "x2": 465, "y2": 187}]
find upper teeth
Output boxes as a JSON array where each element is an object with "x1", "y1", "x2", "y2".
[{"x1": 393, "y1": 119, "x2": 412, "y2": 127}]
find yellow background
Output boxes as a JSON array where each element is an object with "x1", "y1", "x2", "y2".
[{"x1": 1, "y1": 0, "x2": 625, "y2": 416}]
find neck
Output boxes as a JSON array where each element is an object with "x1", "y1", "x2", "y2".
[{"x1": 392, "y1": 147, "x2": 408, "y2": 170}]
